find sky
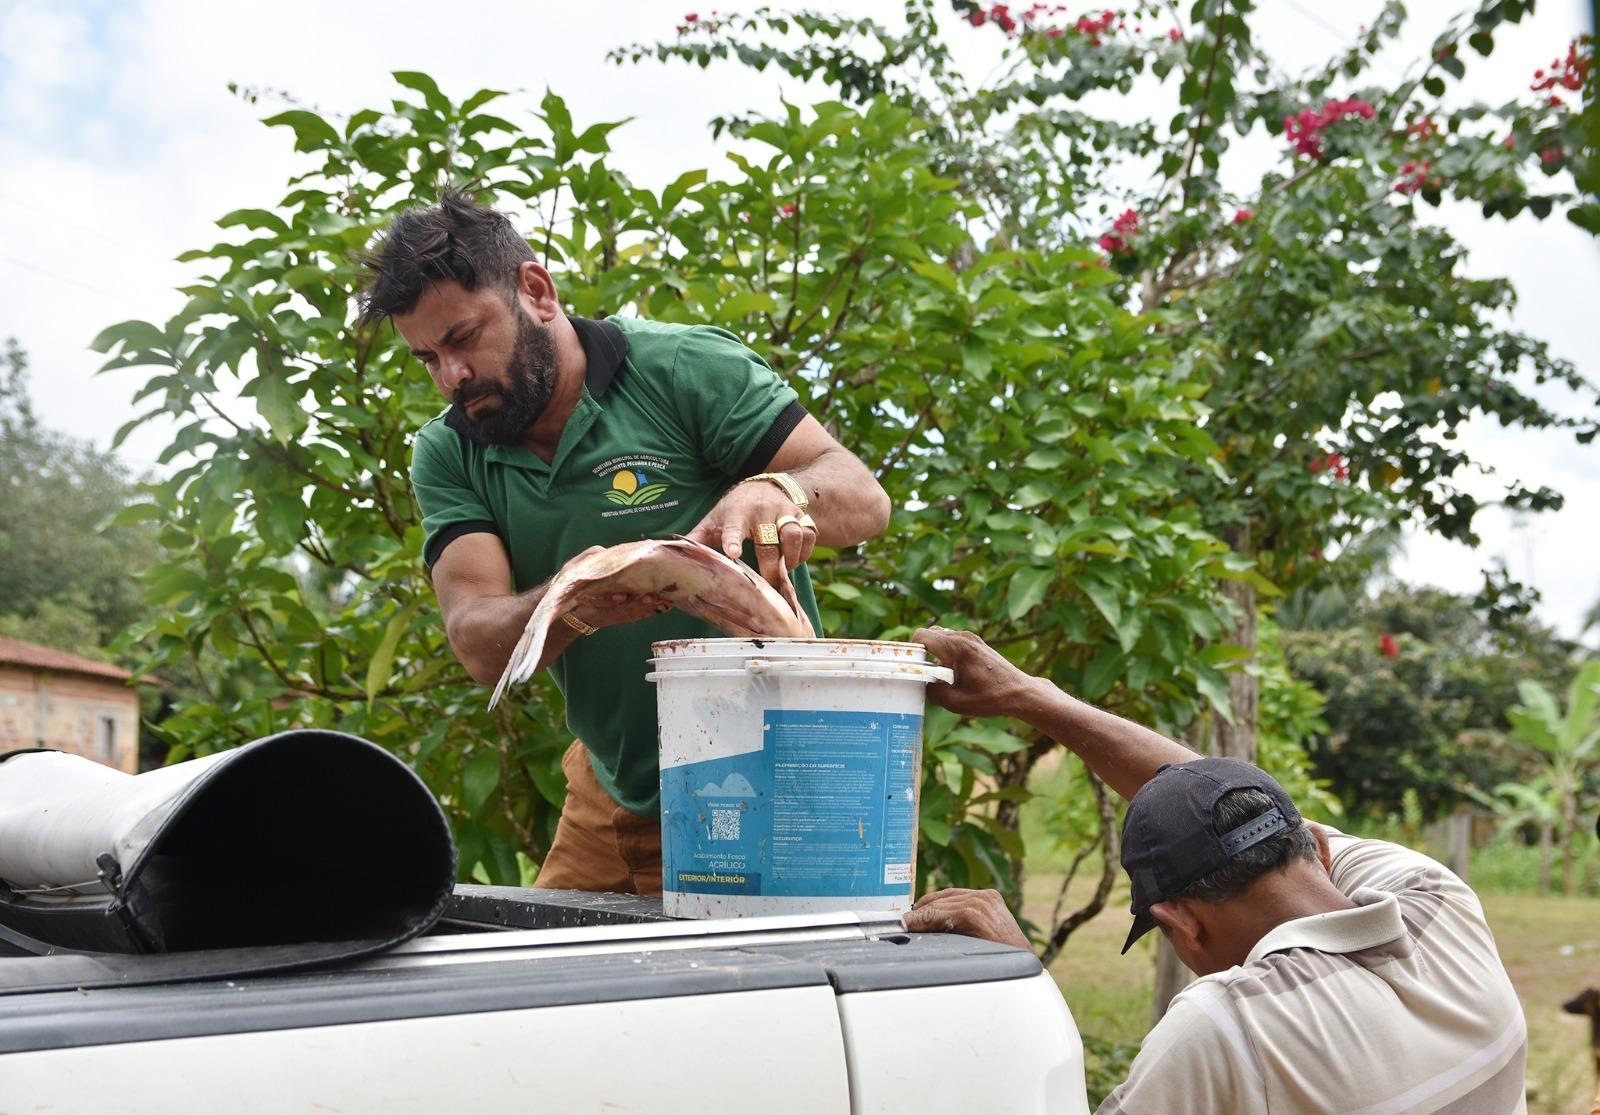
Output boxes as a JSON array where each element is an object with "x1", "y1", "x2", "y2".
[{"x1": 0, "y1": 0, "x2": 1595, "y2": 640}]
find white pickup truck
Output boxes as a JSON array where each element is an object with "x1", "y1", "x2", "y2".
[
  {"x1": 0, "y1": 886, "x2": 1089, "y2": 1114},
  {"x1": 0, "y1": 732, "x2": 1091, "y2": 1114}
]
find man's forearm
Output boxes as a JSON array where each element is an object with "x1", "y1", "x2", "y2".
[
  {"x1": 1013, "y1": 679, "x2": 1199, "y2": 802},
  {"x1": 785, "y1": 447, "x2": 891, "y2": 547},
  {"x1": 445, "y1": 582, "x2": 577, "y2": 685}
]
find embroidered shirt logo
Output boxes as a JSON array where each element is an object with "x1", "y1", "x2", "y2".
[{"x1": 604, "y1": 468, "x2": 670, "y2": 507}]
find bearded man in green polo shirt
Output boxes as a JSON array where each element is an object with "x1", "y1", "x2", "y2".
[{"x1": 357, "y1": 191, "x2": 890, "y2": 895}]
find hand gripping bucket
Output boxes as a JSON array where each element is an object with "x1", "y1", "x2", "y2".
[{"x1": 647, "y1": 639, "x2": 952, "y2": 919}]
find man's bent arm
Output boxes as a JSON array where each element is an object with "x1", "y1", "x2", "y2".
[
  {"x1": 764, "y1": 417, "x2": 892, "y2": 548},
  {"x1": 912, "y1": 627, "x2": 1197, "y2": 802},
  {"x1": 432, "y1": 534, "x2": 572, "y2": 685},
  {"x1": 692, "y1": 415, "x2": 890, "y2": 586},
  {"x1": 1010, "y1": 674, "x2": 1199, "y2": 803}
]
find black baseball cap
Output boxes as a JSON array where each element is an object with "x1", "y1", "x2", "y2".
[{"x1": 1119, "y1": 757, "x2": 1303, "y2": 954}]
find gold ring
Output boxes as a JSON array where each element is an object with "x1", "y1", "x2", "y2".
[
  {"x1": 756, "y1": 522, "x2": 780, "y2": 546},
  {"x1": 774, "y1": 514, "x2": 802, "y2": 532},
  {"x1": 561, "y1": 611, "x2": 598, "y2": 636},
  {"x1": 796, "y1": 512, "x2": 816, "y2": 531}
]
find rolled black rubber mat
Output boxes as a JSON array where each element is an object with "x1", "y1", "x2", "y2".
[{"x1": 0, "y1": 731, "x2": 455, "y2": 958}]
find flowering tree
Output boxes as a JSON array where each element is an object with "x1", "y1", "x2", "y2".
[{"x1": 615, "y1": 0, "x2": 1599, "y2": 766}]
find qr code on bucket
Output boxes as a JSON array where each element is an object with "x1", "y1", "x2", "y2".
[{"x1": 711, "y1": 808, "x2": 741, "y2": 842}]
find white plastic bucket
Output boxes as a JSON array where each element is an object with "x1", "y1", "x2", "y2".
[{"x1": 648, "y1": 639, "x2": 951, "y2": 919}]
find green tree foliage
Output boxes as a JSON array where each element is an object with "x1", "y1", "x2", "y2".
[
  {"x1": 1282, "y1": 584, "x2": 1581, "y2": 816},
  {"x1": 1493, "y1": 660, "x2": 1600, "y2": 894},
  {"x1": 615, "y1": 0, "x2": 1599, "y2": 762},
  {"x1": 95, "y1": 81, "x2": 1236, "y2": 891},
  {"x1": 0, "y1": 338, "x2": 160, "y2": 658}
]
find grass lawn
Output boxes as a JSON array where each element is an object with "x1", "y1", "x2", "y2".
[{"x1": 1022, "y1": 871, "x2": 1600, "y2": 1113}]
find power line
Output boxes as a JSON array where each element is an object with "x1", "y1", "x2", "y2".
[
  {"x1": 1277, "y1": 0, "x2": 1411, "y2": 83},
  {"x1": 0, "y1": 253, "x2": 144, "y2": 309},
  {"x1": 0, "y1": 191, "x2": 172, "y2": 262}
]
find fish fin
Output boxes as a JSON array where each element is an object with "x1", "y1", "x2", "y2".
[{"x1": 488, "y1": 615, "x2": 540, "y2": 710}]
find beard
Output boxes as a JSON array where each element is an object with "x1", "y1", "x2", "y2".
[{"x1": 450, "y1": 307, "x2": 558, "y2": 446}]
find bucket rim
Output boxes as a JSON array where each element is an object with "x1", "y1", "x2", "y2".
[
  {"x1": 646, "y1": 661, "x2": 953, "y2": 684},
  {"x1": 650, "y1": 636, "x2": 928, "y2": 654}
]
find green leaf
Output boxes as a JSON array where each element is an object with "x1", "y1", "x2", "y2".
[
  {"x1": 1079, "y1": 579, "x2": 1122, "y2": 632},
  {"x1": 460, "y1": 88, "x2": 507, "y2": 115},
  {"x1": 255, "y1": 372, "x2": 301, "y2": 445},
  {"x1": 574, "y1": 119, "x2": 630, "y2": 154},
  {"x1": 1006, "y1": 566, "x2": 1053, "y2": 621},
  {"x1": 463, "y1": 750, "x2": 500, "y2": 813},
  {"x1": 262, "y1": 109, "x2": 342, "y2": 151},
  {"x1": 961, "y1": 335, "x2": 992, "y2": 379},
  {"x1": 365, "y1": 597, "x2": 423, "y2": 710},
  {"x1": 217, "y1": 208, "x2": 290, "y2": 235},
  {"x1": 948, "y1": 722, "x2": 1031, "y2": 753},
  {"x1": 662, "y1": 168, "x2": 707, "y2": 211},
  {"x1": 718, "y1": 291, "x2": 777, "y2": 322},
  {"x1": 1079, "y1": 645, "x2": 1124, "y2": 700},
  {"x1": 908, "y1": 259, "x2": 959, "y2": 294},
  {"x1": 1193, "y1": 666, "x2": 1235, "y2": 723},
  {"x1": 90, "y1": 319, "x2": 167, "y2": 355},
  {"x1": 393, "y1": 70, "x2": 451, "y2": 114}
]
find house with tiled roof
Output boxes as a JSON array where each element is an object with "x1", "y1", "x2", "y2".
[{"x1": 0, "y1": 636, "x2": 156, "y2": 772}]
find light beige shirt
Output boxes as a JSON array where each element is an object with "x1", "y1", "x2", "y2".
[{"x1": 1097, "y1": 833, "x2": 1527, "y2": 1114}]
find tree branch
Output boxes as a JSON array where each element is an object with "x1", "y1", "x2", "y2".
[{"x1": 1039, "y1": 770, "x2": 1120, "y2": 966}]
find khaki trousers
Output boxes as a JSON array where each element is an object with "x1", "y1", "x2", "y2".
[{"x1": 534, "y1": 740, "x2": 663, "y2": 896}]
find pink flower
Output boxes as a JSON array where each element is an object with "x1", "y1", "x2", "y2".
[
  {"x1": 1379, "y1": 633, "x2": 1399, "y2": 659},
  {"x1": 1283, "y1": 98, "x2": 1377, "y2": 161},
  {"x1": 685, "y1": 11, "x2": 698, "y2": 20},
  {"x1": 1168, "y1": 27, "x2": 1183, "y2": 41},
  {"x1": 779, "y1": 203, "x2": 798, "y2": 217},
  {"x1": 1540, "y1": 147, "x2": 1564, "y2": 164},
  {"x1": 1232, "y1": 208, "x2": 1254, "y2": 225},
  {"x1": 1503, "y1": 135, "x2": 1515, "y2": 150},
  {"x1": 1531, "y1": 38, "x2": 1593, "y2": 93},
  {"x1": 1112, "y1": 208, "x2": 1139, "y2": 234}
]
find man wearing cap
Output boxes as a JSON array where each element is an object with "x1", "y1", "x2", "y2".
[
  {"x1": 906, "y1": 626, "x2": 1528, "y2": 1115},
  {"x1": 359, "y1": 191, "x2": 890, "y2": 895}
]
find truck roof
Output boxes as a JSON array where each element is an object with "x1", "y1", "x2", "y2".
[{"x1": 0, "y1": 887, "x2": 1043, "y2": 1054}]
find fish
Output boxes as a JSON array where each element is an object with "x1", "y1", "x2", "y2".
[{"x1": 488, "y1": 537, "x2": 815, "y2": 709}]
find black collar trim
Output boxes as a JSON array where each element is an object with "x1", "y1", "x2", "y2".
[
  {"x1": 572, "y1": 315, "x2": 630, "y2": 399},
  {"x1": 442, "y1": 316, "x2": 629, "y2": 433}
]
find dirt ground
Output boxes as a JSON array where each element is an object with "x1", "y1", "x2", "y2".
[{"x1": 1024, "y1": 874, "x2": 1600, "y2": 1113}]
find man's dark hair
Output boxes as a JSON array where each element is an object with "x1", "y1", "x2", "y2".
[
  {"x1": 357, "y1": 190, "x2": 535, "y2": 324},
  {"x1": 1172, "y1": 788, "x2": 1318, "y2": 903}
]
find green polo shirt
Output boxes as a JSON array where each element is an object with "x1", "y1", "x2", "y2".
[{"x1": 409, "y1": 315, "x2": 823, "y2": 816}]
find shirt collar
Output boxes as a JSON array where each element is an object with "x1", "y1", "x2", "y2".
[
  {"x1": 571, "y1": 315, "x2": 629, "y2": 398},
  {"x1": 442, "y1": 315, "x2": 629, "y2": 434},
  {"x1": 1244, "y1": 887, "x2": 1407, "y2": 965}
]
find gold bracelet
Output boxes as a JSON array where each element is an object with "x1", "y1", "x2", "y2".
[
  {"x1": 739, "y1": 471, "x2": 809, "y2": 510},
  {"x1": 561, "y1": 611, "x2": 598, "y2": 636}
]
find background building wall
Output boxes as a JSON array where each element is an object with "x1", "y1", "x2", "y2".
[{"x1": 0, "y1": 665, "x2": 140, "y2": 773}]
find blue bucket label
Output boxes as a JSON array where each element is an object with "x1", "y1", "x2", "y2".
[{"x1": 661, "y1": 709, "x2": 922, "y2": 898}]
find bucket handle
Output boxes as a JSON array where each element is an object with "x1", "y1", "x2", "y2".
[
  {"x1": 745, "y1": 659, "x2": 954, "y2": 684},
  {"x1": 645, "y1": 663, "x2": 953, "y2": 684}
]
